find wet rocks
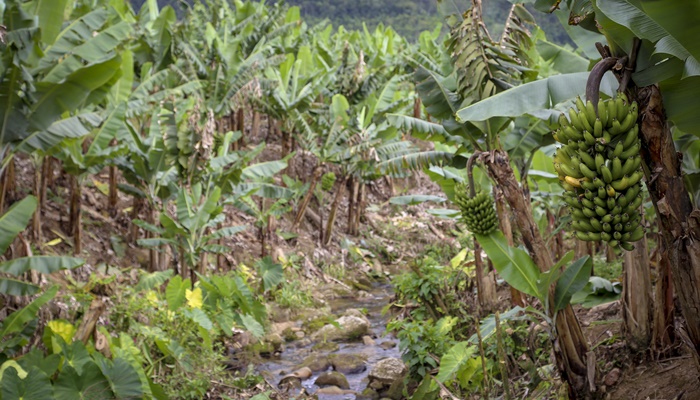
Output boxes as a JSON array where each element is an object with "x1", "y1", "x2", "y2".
[
  {"x1": 297, "y1": 354, "x2": 331, "y2": 372},
  {"x1": 315, "y1": 386, "x2": 355, "y2": 395},
  {"x1": 379, "y1": 341, "x2": 396, "y2": 350},
  {"x1": 366, "y1": 357, "x2": 407, "y2": 400},
  {"x1": 315, "y1": 371, "x2": 350, "y2": 389},
  {"x1": 310, "y1": 313, "x2": 370, "y2": 342},
  {"x1": 329, "y1": 353, "x2": 368, "y2": 374},
  {"x1": 278, "y1": 367, "x2": 312, "y2": 390}
]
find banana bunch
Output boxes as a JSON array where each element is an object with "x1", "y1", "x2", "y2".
[
  {"x1": 454, "y1": 182, "x2": 499, "y2": 235},
  {"x1": 553, "y1": 93, "x2": 645, "y2": 251},
  {"x1": 321, "y1": 172, "x2": 336, "y2": 192}
]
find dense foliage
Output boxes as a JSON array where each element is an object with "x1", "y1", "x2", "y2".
[{"x1": 2, "y1": 0, "x2": 700, "y2": 398}]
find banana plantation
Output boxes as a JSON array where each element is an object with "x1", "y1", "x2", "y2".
[{"x1": 1, "y1": 0, "x2": 700, "y2": 399}]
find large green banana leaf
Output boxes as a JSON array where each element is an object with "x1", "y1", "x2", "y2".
[
  {"x1": 0, "y1": 196, "x2": 37, "y2": 254},
  {"x1": 455, "y1": 72, "x2": 618, "y2": 122}
]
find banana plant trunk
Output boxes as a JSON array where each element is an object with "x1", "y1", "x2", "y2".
[
  {"x1": 494, "y1": 185, "x2": 526, "y2": 307},
  {"x1": 108, "y1": 139, "x2": 118, "y2": 217},
  {"x1": 622, "y1": 231, "x2": 652, "y2": 351},
  {"x1": 636, "y1": 85, "x2": 700, "y2": 370},
  {"x1": 0, "y1": 158, "x2": 16, "y2": 213},
  {"x1": 485, "y1": 150, "x2": 595, "y2": 399},
  {"x1": 324, "y1": 176, "x2": 347, "y2": 246},
  {"x1": 69, "y1": 175, "x2": 82, "y2": 256},
  {"x1": 293, "y1": 165, "x2": 323, "y2": 230},
  {"x1": 147, "y1": 205, "x2": 159, "y2": 272},
  {"x1": 347, "y1": 176, "x2": 356, "y2": 235},
  {"x1": 652, "y1": 234, "x2": 676, "y2": 356},
  {"x1": 41, "y1": 156, "x2": 51, "y2": 209},
  {"x1": 33, "y1": 159, "x2": 43, "y2": 243},
  {"x1": 237, "y1": 108, "x2": 246, "y2": 144}
]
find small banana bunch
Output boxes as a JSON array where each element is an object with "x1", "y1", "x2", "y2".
[
  {"x1": 553, "y1": 93, "x2": 645, "y2": 251},
  {"x1": 321, "y1": 172, "x2": 336, "y2": 192},
  {"x1": 454, "y1": 182, "x2": 499, "y2": 235}
]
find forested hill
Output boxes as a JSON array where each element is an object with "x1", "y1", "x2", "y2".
[{"x1": 130, "y1": 0, "x2": 570, "y2": 44}]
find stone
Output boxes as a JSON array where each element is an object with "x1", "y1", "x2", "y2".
[
  {"x1": 368, "y1": 358, "x2": 407, "y2": 385},
  {"x1": 604, "y1": 367, "x2": 621, "y2": 386},
  {"x1": 379, "y1": 341, "x2": 396, "y2": 350},
  {"x1": 295, "y1": 331, "x2": 305, "y2": 339},
  {"x1": 265, "y1": 333, "x2": 284, "y2": 348},
  {"x1": 297, "y1": 354, "x2": 330, "y2": 372},
  {"x1": 315, "y1": 371, "x2": 350, "y2": 389},
  {"x1": 278, "y1": 367, "x2": 311, "y2": 390},
  {"x1": 344, "y1": 308, "x2": 368, "y2": 319},
  {"x1": 270, "y1": 321, "x2": 296, "y2": 336},
  {"x1": 362, "y1": 335, "x2": 376, "y2": 346},
  {"x1": 311, "y1": 315, "x2": 370, "y2": 342},
  {"x1": 329, "y1": 353, "x2": 368, "y2": 374},
  {"x1": 315, "y1": 386, "x2": 355, "y2": 395},
  {"x1": 312, "y1": 341, "x2": 339, "y2": 352},
  {"x1": 357, "y1": 388, "x2": 380, "y2": 400}
]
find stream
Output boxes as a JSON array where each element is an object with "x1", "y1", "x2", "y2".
[{"x1": 256, "y1": 284, "x2": 402, "y2": 399}]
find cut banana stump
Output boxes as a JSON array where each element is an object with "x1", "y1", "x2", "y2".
[
  {"x1": 454, "y1": 182, "x2": 499, "y2": 235},
  {"x1": 553, "y1": 93, "x2": 645, "y2": 251}
]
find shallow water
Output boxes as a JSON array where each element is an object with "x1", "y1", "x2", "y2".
[{"x1": 256, "y1": 284, "x2": 402, "y2": 399}]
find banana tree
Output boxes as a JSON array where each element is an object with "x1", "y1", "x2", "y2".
[
  {"x1": 136, "y1": 182, "x2": 245, "y2": 282},
  {"x1": 457, "y1": 0, "x2": 700, "y2": 376},
  {"x1": 383, "y1": 1, "x2": 610, "y2": 396},
  {"x1": 256, "y1": 50, "x2": 329, "y2": 173}
]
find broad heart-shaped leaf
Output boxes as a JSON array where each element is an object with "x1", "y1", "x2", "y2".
[
  {"x1": 436, "y1": 341, "x2": 478, "y2": 383},
  {"x1": 56, "y1": 338, "x2": 92, "y2": 376},
  {"x1": 389, "y1": 195, "x2": 446, "y2": 206},
  {"x1": 0, "y1": 286, "x2": 58, "y2": 338},
  {"x1": 455, "y1": 72, "x2": 618, "y2": 122},
  {"x1": 135, "y1": 270, "x2": 174, "y2": 292},
  {"x1": 18, "y1": 349, "x2": 61, "y2": 377},
  {"x1": 165, "y1": 275, "x2": 190, "y2": 311},
  {"x1": 237, "y1": 313, "x2": 265, "y2": 338},
  {"x1": 256, "y1": 256, "x2": 283, "y2": 292},
  {"x1": 0, "y1": 195, "x2": 37, "y2": 255},
  {"x1": 94, "y1": 353, "x2": 144, "y2": 400},
  {"x1": 475, "y1": 232, "x2": 541, "y2": 297},
  {"x1": 0, "y1": 256, "x2": 84, "y2": 276},
  {"x1": 53, "y1": 361, "x2": 113, "y2": 400},
  {"x1": 411, "y1": 375, "x2": 440, "y2": 400},
  {"x1": 553, "y1": 256, "x2": 593, "y2": 312},
  {"x1": 183, "y1": 308, "x2": 213, "y2": 331},
  {"x1": 1, "y1": 366, "x2": 53, "y2": 400}
]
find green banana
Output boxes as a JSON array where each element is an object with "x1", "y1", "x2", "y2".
[
  {"x1": 612, "y1": 157, "x2": 623, "y2": 180},
  {"x1": 569, "y1": 108, "x2": 585, "y2": 131}
]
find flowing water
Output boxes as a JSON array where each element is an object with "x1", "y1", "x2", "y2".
[{"x1": 256, "y1": 284, "x2": 402, "y2": 399}]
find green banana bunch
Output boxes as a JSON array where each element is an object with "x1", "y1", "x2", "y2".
[
  {"x1": 321, "y1": 172, "x2": 337, "y2": 192},
  {"x1": 553, "y1": 92, "x2": 645, "y2": 251},
  {"x1": 454, "y1": 182, "x2": 499, "y2": 235}
]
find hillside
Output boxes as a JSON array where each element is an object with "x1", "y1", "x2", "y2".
[{"x1": 130, "y1": 0, "x2": 572, "y2": 44}]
